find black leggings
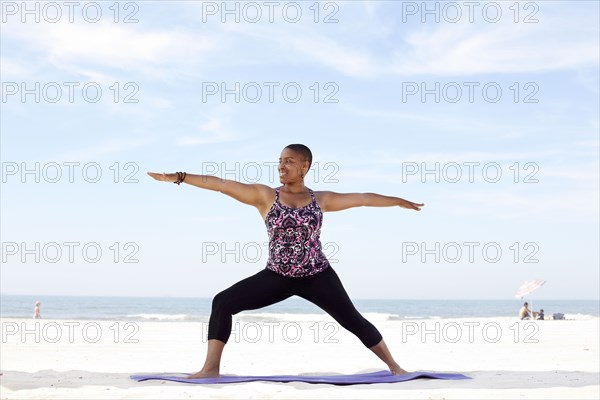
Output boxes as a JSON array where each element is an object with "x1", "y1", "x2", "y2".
[{"x1": 208, "y1": 267, "x2": 383, "y2": 348}]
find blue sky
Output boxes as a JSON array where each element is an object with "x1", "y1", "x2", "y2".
[{"x1": 1, "y1": 0, "x2": 598, "y2": 300}]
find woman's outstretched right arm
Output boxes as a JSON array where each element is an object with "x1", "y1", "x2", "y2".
[{"x1": 146, "y1": 172, "x2": 271, "y2": 208}]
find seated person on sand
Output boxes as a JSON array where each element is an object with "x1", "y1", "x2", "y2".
[
  {"x1": 537, "y1": 309, "x2": 544, "y2": 320},
  {"x1": 519, "y1": 302, "x2": 538, "y2": 320}
]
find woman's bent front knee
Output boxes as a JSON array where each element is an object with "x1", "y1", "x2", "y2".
[{"x1": 211, "y1": 291, "x2": 232, "y2": 314}]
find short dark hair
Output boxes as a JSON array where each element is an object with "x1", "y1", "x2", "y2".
[
  {"x1": 284, "y1": 144, "x2": 312, "y2": 171},
  {"x1": 524, "y1": 302, "x2": 528, "y2": 306}
]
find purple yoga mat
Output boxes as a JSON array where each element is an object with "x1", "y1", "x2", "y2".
[{"x1": 130, "y1": 370, "x2": 470, "y2": 385}]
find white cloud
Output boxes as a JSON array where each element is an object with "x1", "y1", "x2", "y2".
[
  {"x1": 284, "y1": 34, "x2": 377, "y2": 77},
  {"x1": 345, "y1": 105, "x2": 545, "y2": 139},
  {"x1": 4, "y1": 3, "x2": 596, "y2": 81},
  {"x1": 176, "y1": 117, "x2": 235, "y2": 146},
  {"x1": 43, "y1": 59, "x2": 119, "y2": 85},
  {"x1": 210, "y1": 20, "x2": 378, "y2": 77},
  {"x1": 574, "y1": 139, "x2": 600, "y2": 148},
  {"x1": 575, "y1": 67, "x2": 600, "y2": 95},
  {"x1": 540, "y1": 164, "x2": 600, "y2": 182},
  {"x1": 386, "y1": 9, "x2": 596, "y2": 75},
  {"x1": 376, "y1": 150, "x2": 560, "y2": 164},
  {"x1": 177, "y1": 132, "x2": 233, "y2": 146},
  {"x1": 53, "y1": 137, "x2": 157, "y2": 163},
  {"x1": 444, "y1": 188, "x2": 599, "y2": 221},
  {"x1": 374, "y1": 145, "x2": 599, "y2": 179},
  {"x1": 337, "y1": 148, "x2": 599, "y2": 187},
  {"x1": 2, "y1": 20, "x2": 219, "y2": 79},
  {"x1": 0, "y1": 57, "x2": 35, "y2": 79},
  {"x1": 224, "y1": 3, "x2": 598, "y2": 77}
]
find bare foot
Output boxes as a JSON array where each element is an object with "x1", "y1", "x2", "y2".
[
  {"x1": 390, "y1": 364, "x2": 409, "y2": 375},
  {"x1": 186, "y1": 369, "x2": 219, "y2": 379}
]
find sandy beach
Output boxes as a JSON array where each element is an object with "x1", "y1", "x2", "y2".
[{"x1": 1, "y1": 316, "x2": 598, "y2": 399}]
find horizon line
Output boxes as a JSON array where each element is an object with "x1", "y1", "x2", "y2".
[{"x1": 2, "y1": 293, "x2": 599, "y2": 302}]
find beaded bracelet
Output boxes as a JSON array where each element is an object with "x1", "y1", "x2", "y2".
[{"x1": 174, "y1": 171, "x2": 187, "y2": 185}]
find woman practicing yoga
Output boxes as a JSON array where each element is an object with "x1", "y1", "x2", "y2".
[{"x1": 147, "y1": 144, "x2": 424, "y2": 378}]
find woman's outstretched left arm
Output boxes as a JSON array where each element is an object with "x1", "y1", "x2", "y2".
[{"x1": 318, "y1": 191, "x2": 424, "y2": 212}]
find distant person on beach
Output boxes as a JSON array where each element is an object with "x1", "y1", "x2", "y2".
[
  {"x1": 519, "y1": 302, "x2": 539, "y2": 320},
  {"x1": 33, "y1": 301, "x2": 41, "y2": 319},
  {"x1": 148, "y1": 144, "x2": 424, "y2": 378},
  {"x1": 537, "y1": 309, "x2": 545, "y2": 320}
]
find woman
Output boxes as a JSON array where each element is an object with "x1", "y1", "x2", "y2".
[
  {"x1": 147, "y1": 144, "x2": 424, "y2": 378},
  {"x1": 33, "y1": 301, "x2": 41, "y2": 319}
]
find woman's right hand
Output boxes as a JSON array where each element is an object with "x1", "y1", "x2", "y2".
[{"x1": 147, "y1": 171, "x2": 177, "y2": 183}]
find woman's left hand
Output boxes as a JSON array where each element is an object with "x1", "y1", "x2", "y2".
[{"x1": 399, "y1": 200, "x2": 424, "y2": 211}]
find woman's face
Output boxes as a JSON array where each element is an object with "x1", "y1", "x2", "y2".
[{"x1": 278, "y1": 148, "x2": 308, "y2": 184}]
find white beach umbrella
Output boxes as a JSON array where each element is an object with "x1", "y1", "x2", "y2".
[
  {"x1": 515, "y1": 279, "x2": 546, "y2": 318},
  {"x1": 515, "y1": 279, "x2": 546, "y2": 299}
]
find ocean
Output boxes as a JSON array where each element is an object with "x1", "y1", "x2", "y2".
[{"x1": 1, "y1": 295, "x2": 598, "y2": 322}]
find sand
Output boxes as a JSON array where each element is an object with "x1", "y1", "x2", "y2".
[{"x1": 1, "y1": 316, "x2": 598, "y2": 399}]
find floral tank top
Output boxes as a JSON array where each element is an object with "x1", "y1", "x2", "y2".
[{"x1": 265, "y1": 187, "x2": 331, "y2": 277}]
